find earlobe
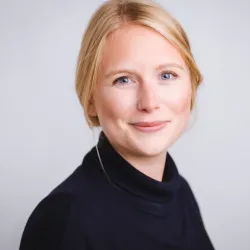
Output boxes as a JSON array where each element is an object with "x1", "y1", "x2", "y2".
[{"x1": 88, "y1": 99, "x2": 97, "y2": 117}]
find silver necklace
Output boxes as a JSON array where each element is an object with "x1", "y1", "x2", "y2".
[
  {"x1": 95, "y1": 144, "x2": 123, "y2": 192},
  {"x1": 95, "y1": 144, "x2": 111, "y2": 182}
]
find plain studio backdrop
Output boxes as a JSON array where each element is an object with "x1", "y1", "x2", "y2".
[{"x1": 1, "y1": 0, "x2": 250, "y2": 249}]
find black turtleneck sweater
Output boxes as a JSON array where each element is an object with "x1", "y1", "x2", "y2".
[{"x1": 20, "y1": 131, "x2": 215, "y2": 250}]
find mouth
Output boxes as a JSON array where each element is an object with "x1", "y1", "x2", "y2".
[{"x1": 130, "y1": 120, "x2": 170, "y2": 133}]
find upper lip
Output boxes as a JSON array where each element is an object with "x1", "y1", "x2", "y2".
[{"x1": 131, "y1": 120, "x2": 169, "y2": 127}]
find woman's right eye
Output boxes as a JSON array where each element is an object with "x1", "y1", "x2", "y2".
[{"x1": 113, "y1": 76, "x2": 131, "y2": 86}]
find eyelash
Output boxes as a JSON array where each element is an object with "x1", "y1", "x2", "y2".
[{"x1": 112, "y1": 71, "x2": 178, "y2": 86}]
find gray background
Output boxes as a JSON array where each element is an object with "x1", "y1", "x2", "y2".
[{"x1": 1, "y1": 0, "x2": 250, "y2": 249}]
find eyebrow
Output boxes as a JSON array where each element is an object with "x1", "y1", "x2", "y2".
[{"x1": 104, "y1": 63, "x2": 185, "y2": 78}]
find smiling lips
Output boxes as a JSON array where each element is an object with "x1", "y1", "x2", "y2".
[{"x1": 130, "y1": 120, "x2": 169, "y2": 132}]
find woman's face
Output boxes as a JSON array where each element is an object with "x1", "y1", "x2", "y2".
[{"x1": 90, "y1": 24, "x2": 192, "y2": 157}]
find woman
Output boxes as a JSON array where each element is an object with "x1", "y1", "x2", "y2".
[{"x1": 20, "y1": 0, "x2": 215, "y2": 249}]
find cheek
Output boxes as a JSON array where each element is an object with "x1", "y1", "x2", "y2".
[
  {"x1": 95, "y1": 89, "x2": 134, "y2": 123},
  {"x1": 162, "y1": 84, "x2": 192, "y2": 141},
  {"x1": 164, "y1": 84, "x2": 192, "y2": 115}
]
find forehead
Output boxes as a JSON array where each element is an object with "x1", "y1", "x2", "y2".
[{"x1": 100, "y1": 24, "x2": 186, "y2": 71}]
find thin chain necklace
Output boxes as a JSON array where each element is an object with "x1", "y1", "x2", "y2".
[{"x1": 95, "y1": 144, "x2": 123, "y2": 192}]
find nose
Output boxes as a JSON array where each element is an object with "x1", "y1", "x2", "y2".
[{"x1": 137, "y1": 84, "x2": 160, "y2": 113}]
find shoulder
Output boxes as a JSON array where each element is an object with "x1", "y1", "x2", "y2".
[
  {"x1": 19, "y1": 159, "x2": 94, "y2": 250},
  {"x1": 179, "y1": 174, "x2": 193, "y2": 193},
  {"x1": 179, "y1": 175, "x2": 198, "y2": 204},
  {"x1": 179, "y1": 174, "x2": 197, "y2": 197},
  {"x1": 179, "y1": 174, "x2": 204, "y2": 222},
  {"x1": 49, "y1": 147, "x2": 99, "y2": 197},
  {"x1": 19, "y1": 192, "x2": 75, "y2": 250}
]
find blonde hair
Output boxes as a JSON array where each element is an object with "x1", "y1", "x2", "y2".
[{"x1": 75, "y1": 0, "x2": 203, "y2": 128}]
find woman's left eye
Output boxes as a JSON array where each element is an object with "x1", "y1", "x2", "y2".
[{"x1": 160, "y1": 71, "x2": 177, "y2": 80}]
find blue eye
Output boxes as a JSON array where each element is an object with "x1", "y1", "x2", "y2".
[
  {"x1": 113, "y1": 76, "x2": 131, "y2": 86},
  {"x1": 161, "y1": 71, "x2": 177, "y2": 80}
]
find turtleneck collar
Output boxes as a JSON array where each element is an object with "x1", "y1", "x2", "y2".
[
  {"x1": 83, "y1": 131, "x2": 182, "y2": 216},
  {"x1": 92, "y1": 131, "x2": 181, "y2": 215}
]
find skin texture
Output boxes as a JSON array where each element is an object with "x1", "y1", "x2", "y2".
[{"x1": 89, "y1": 24, "x2": 192, "y2": 181}]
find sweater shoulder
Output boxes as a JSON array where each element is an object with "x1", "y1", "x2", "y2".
[
  {"x1": 179, "y1": 175, "x2": 204, "y2": 223},
  {"x1": 19, "y1": 192, "x2": 74, "y2": 250},
  {"x1": 49, "y1": 148, "x2": 98, "y2": 197},
  {"x1": 19, "y1": 155, "x2": 95, "y2": 250}
]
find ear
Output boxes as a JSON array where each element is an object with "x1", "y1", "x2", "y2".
[{"x1": 88, "y1": 98, "x2": 97, "y2": 117}]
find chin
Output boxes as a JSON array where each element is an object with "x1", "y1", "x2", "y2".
[
  {"x1": 140, "y1": 149, "x2": 166, "y2": 157},
  {"x1": 133, "y1": 139, "x2": 169, "y2": 157}
]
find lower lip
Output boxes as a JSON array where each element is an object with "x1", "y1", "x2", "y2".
[{"x1": 131, "y1": 122, "x2": 168, "y2": 133}]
